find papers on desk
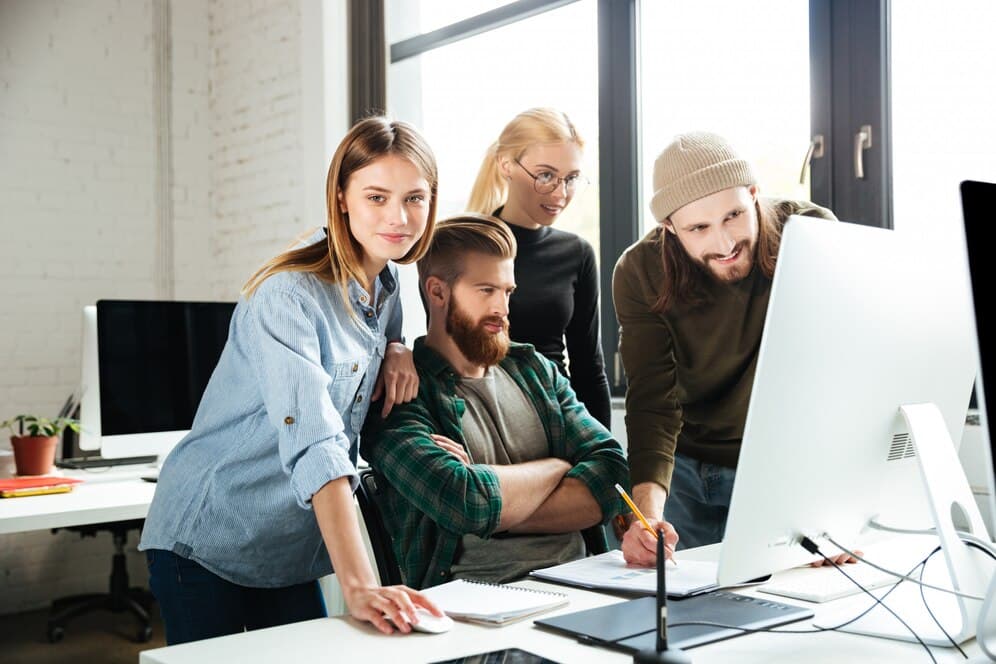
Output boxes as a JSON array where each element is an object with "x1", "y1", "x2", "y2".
[
  {"x1": 530, "y1": 549, "x2": 719, "y2": 598},
  {"x1": 0, "y1": 476, "x2": 84, "y2": 498},
  {"x1": 420, "y1": 579, "x2": 568, "y2": 625}
]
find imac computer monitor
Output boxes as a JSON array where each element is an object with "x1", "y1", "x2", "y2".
[
  {"x1": 962, "y1": 180, "x2": 996, "y2": 532},
  {"x1": 718, "y1": 216, "x2": 979, "y2": 574},
  {"x1": 79, "y1": 300, "x2": 235, "y2": 460}
]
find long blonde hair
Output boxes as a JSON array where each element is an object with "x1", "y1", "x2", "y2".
[
  {"x1": 466, "y1": 108, "x2": 584, "y2": 215},
  {"x1": 242, "y1": 117, "x2": 438, "y2": 299}
]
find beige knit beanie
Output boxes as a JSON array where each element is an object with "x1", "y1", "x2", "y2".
[{"x1": 649, "y1": 132, "x2": 757, "y2": 222}]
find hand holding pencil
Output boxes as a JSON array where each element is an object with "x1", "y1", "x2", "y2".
[{"x1": 615, "y1": 483, "x2": 680, "y2": 567}]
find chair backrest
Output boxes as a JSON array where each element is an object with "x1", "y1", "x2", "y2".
[{"x1": 355, "y1": 467, "x2": 404, "y2": 586}]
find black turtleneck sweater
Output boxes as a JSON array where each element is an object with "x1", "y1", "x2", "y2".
[{"x1": 501, "y1": 219, "x2": 612, "y2": 429}]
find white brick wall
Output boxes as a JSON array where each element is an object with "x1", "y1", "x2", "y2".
[
  {"x1": 208, "y1": 0, "x2": 307, "y2": 301},
  {"x1": 0, "y1": 0, "x2": 347, "y2": 616},
  {"x1": 1, "y1": 0, "x2": 171, "y2": 616}
]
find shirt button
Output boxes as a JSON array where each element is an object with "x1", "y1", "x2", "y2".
[
  {"x1": 351, "y1": 363, "x2": 359, "y2": 373},
  {"x1": 365, "y1": 310, "x2": 374, "y2": 318},
  {"x1": 284, "y1": 416, "x2": 295, "y2": 425},
  {"x1": 359, "y1": 295, "x2": 368, "y2": 303},
  {"x1": 356, "y1": 395, "x2": 363, "y2": 403}
]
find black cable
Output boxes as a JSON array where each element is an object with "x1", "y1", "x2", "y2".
[
  {"x1": 664, "y1": 553, "x2": 932, "y2": 634},
  {"x1": 916, "y1": 546, "x2": 967, "y2": 658},
  {"x1": 799, "y1": 535, "x2": 936, "y2": 662}
]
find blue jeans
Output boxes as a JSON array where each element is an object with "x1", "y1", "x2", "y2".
[
  {"x1": 665, "y1": 453, "x2": 737, "y2": 550},
  {"x1": 146, "y1": 549, "x2": 327, "y2": 645}
]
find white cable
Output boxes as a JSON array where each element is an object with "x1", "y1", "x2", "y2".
[
  {"x1": 866, "y1": 519, "x2": 996, "y2": 560},
  {"x1": 823, "y1": 534, "x2": 988, "y2": 601}
]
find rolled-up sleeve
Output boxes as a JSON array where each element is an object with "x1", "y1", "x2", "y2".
[{"x1": 245, "y1": 288, "x2": 358, "y2": 509}]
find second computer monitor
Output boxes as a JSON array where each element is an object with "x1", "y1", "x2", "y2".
[{"x1": 718, "y1": 216, "x2": 977, "y2": 587}]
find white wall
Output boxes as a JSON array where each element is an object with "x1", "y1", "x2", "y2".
[{"x1": 0, "y1": 0, "x2": 347, "y2": 615}]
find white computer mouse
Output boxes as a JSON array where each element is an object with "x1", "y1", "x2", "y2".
[{"x1": 386, "y1": 608, "x2": 454, "y2": 634}]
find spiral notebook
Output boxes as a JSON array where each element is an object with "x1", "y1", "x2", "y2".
[{"x1": 420, "y1": 579, "x2": 568, "y2": 625}]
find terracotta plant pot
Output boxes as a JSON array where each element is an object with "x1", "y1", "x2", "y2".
[{"x1": 10, "y1": 435, "x2": 59, "y2": 476}]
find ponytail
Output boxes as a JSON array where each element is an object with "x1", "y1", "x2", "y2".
[{"x1": 467, "y1": 141, "x2": 507, "y2": 215}]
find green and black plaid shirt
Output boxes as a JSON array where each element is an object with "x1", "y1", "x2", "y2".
[{"x1": 361, "y1": 337, "x2": 629, "y2": 589}]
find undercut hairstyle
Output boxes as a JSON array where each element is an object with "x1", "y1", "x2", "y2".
[
  {"x1": 654, "y1": 197, "x2": 782, "y2": 313},
  {"x1": 417, "y1": 214, "x2": 517, "y2": 297}
]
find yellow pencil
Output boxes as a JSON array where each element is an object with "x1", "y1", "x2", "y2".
[{"x1": 614, "y1": 483, "x2": 676, "y2": 563}]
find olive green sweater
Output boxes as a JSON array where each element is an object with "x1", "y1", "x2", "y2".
[{"x1": 612, "y1": 199, "x2": 836, "y2": 494}]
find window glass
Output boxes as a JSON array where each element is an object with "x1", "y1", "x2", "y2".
[
  {"x1": 388, "y1": 0, "x2": 600, "y2": 255},
  {"x1": 891, "y1": 3, "x2": 996, "y2": 258},
  {"x1": 639, "y1": 1, "x2": 811, "y2": 231}
]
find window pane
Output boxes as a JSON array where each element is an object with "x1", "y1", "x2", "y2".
[
  {"x1": 891, "y1": 3, "x2": 996, "y2": 257},
  {"x1": 387, "y1": 0, "x2": 521, "y2": 44},
  {"x1": 388, "y1": 0, "x2": 600, "y2": 256},
  {"x1": 639, "y1": 1, "x2": 810, "y2": 232}
]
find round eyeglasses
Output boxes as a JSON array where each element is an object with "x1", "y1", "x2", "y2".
[{"x1": 515, "y1": 159, "x2": 590, "y2": 195}]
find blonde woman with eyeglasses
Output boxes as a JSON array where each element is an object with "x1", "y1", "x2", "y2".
[{"x1": 466, "y1": 108, "x2": 611, "y2": 429}]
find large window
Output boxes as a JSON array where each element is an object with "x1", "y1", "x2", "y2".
[
  {"x1": 891, "y1": 3, "x2": 996, "y2": 256},
  {"x1": 387, "y1": 1, "x2": 600, "y2": 255},
  {"x1": 639, "y1": 1, "x2": 811, "y2": 232}
]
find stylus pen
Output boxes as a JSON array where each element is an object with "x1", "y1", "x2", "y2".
[
  {"x1": 657, "y1": 529, "x2": 668, "y2": 652},
  {"x1": 614, "y1": 483, "x2": 676, "y2": 563}
]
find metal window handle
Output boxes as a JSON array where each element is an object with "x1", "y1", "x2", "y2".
[
  {"x1": 799, "y1": 134, "x2": 825, "y2": 184},
  {"x1": 854, "y1": 125, "x2": 872, "y2": 179}
]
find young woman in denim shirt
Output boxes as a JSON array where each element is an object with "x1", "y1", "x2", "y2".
[{"x1": 140, "y1": 117, "x2": 442, "y2": 644}]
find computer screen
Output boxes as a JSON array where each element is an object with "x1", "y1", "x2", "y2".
[
  {"x1": 718, "y1": 216, "x2": 978, "y2": 586},
  {"x1": 79, "y1": 300, "x2": 235, "y2": 459},
  {"x1": 962, "y1": 180, "x2": 996, "y2": 531}
]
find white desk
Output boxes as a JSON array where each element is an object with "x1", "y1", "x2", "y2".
[
  {"x1": 140, "y1": 541, "x2": 985, "y2": 663},
  {"x1": 138, "y1": 578, "x2": 981, "y2": 663},
  {"x1": 0, "y1": 467, "x2": 156, "y2": 535}
]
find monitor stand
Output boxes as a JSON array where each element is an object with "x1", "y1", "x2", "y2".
[{"x1": 816, "y1": 403, "x2": 996, "y2": 645}]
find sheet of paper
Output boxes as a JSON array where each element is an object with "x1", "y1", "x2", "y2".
[{"x1": 530, "y1": 549, "x2": 718, "y2": 597}]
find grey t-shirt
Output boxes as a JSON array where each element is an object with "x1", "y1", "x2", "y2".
[{"x1": 449, "y1": 366, "x2": 584, "y2": 583}]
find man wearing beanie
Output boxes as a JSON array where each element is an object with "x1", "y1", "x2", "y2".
[{"x1": 612, "y1": 132, "x2": 835, "y2": 565}]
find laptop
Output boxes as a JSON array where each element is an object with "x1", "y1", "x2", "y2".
[{"x1": 534, "y1": 591, "x2": 813, "y2": 653}]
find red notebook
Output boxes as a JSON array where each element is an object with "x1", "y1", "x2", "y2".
[{"x1": 0, "y1": 476, "x2": 84, "y2": 498}]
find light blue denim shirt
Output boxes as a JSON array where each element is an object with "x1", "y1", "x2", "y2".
[{"x1": 139, "y1": 231, "x2": 401, "y2": 587}]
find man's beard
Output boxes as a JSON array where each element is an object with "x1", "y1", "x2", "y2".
[
  {"x1": 445, "y1": 297, "x2": 510, "y2": 367},
  {"x1": 696, "y1": 239, "x2": 754, "y2": 284}
]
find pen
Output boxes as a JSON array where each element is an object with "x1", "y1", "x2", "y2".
[{"x1": 614, "y1": 483, "x2": 676, "y2": 563}]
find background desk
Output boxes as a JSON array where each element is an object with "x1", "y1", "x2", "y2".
[{"x1": 0, "y1": 468, "x2": 156, "y2": 535}]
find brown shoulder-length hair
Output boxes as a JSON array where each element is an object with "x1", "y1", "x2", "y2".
[
  {"x1": 654, "y1": 197, "x2": 781, "y2": 313},
  {"x1": 242, "y1": 116, "x2": 439, "y2": 299}
]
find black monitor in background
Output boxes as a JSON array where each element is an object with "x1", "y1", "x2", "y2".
[
  {"x1": 96, "y1": 300, "x2": 235, "y2": 435},
  {"x1": 961, "y1": 180, "x2": 996, "y2": 516},
  {"x1": 76, "y1": 300, "x2": 235, "y2": 462}
]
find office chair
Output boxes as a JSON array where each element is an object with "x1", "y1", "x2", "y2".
[
  {"x1": 46, "y1": 519, "x2": 154, "y2": 643},
  {"x1": 356, "y1": 468, "x2": 404, "y2": 586}
]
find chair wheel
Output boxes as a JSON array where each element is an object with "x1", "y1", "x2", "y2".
[
  {"x1": 137, "y1": 625, "x2": 153, "y2": 643},
  {"x1": 47, "y1": 624, "x2": 65, "y2": 643}
]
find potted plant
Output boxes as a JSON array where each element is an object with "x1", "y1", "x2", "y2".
[{"x1": 2, "y1": 415, "x2": 80, "y2": 476}]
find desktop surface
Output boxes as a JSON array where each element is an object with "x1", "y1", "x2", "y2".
[
  {"x1": 139, "y1": 541, "x2": 982, "y2": 664},
  {"x1": 0, "y1": 465, "x2": 155, "y2": 535}
]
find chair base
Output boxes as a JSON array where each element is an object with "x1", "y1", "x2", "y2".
[{"x1": 46, "y1": 524, "x2": 154, "y2": 643}]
